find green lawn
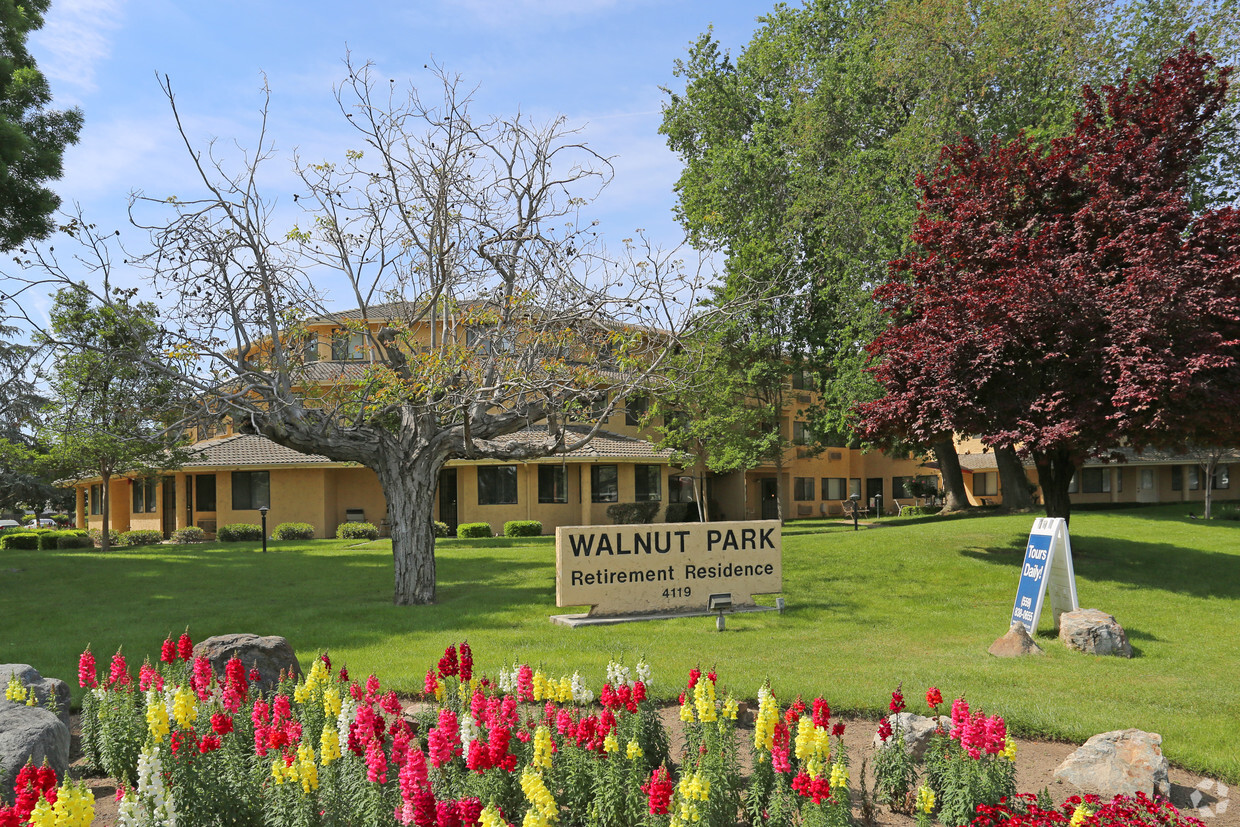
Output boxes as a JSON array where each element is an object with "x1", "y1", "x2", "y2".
[{"x1": 3, "y1": 505, "x2": 1237, "y2": 783}]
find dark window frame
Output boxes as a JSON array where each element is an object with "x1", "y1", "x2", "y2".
[
  {"x1": 591, "y1": 464, "x2": 619, "y2": 503},
  {"x1": 231, "y1": 471, "x2": 270, "y2": 511},
  {"x1": 634, "y1": 465, "x2": 661, "y2": 502},
  {"x1": 537, "y1": 465, "x2": 567, "y2": 504},
  {"x1": 477, "y1": 466, "x2": 519, "y2": 506}
]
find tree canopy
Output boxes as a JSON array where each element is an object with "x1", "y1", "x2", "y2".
[{"x1": 856, "y1": 43, "x2": 1240, "y2": 521}]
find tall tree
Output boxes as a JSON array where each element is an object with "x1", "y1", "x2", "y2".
[
  {"x1": 0, "y1": 0, "x2": 83, "y2": 250},
  {"x1": 661, "y1": 0, "x2": 1239, "y2": 508},
  {"x1": 857, "y1": 44, "x2": 1240, "y2": 522},
  {"x1": 37, "y1": 282, "x2": 187, "y2": 550},
  {"x1": 38, "y1": 64, "x2": 716, "y2": 605}
]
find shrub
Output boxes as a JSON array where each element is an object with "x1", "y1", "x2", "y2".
[
  {"x1": 456, "y1": 522, "x2": 492, "y2": 539},
  {"x1": 88, "y1": 528, "x2": 122, "y2": 548},
  {"x1": 272, "y1": 522, "x2": 316, "y2": 540},
  {"x1": 337, "y1": 521, "x2": 379, "y2": 541},
  {"x1": 171, "y1": 526, "x2": 206, "y2": 544},
  {"x1": 606, "y1": 502, "x2": 661, "y2": 524},
  {"x1": 432, "y1": 521, "x2": 452, "y2": 538},
  {"x1": 503, "y1": 520, "x2": 542, "y2": 537},
  {"x1": 664, "y1": 502, "x2": 701, "y2": 523},
  {"x1": 51, "y1": 513, "x2": 71, "y2": 525},
  {"x1": 56, "y1": 531, "x2": 94, "y2": 549},
  {"x1": 38, "y1": 531, "x2": 66, "y2": 551},
  {"x1": 899, "y1": 505, "x2": 942, "y2": 517},
  {"x1": 120, "y1": 529, "x2": 165, "y2": 547},
  {"x1": 1, "y1": 532, "x2": 40, "y2": 550},
  {"x1": 217, "y1": 523, "x2": 264, "y2": 542}
]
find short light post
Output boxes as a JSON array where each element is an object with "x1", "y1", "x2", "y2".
[
  {"x1": 873, "y1": 492, "x2": 883, "y2": 519},
  {"x1": 850, "y1": 493, "x2": 860, "y2": 531},
  {"x1": 708, "y1": 593, "x2": 732, "y2": 632},
  {"x1": 259, "y1": 505, "x2": 269, "y2": 553}
]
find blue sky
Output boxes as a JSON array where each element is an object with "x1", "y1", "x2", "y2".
[{"x1": 27, "y1": 0, "x2": 773, "y2": 315}]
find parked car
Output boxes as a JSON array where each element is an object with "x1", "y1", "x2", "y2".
[
  {"x1": 35, "y1": 518, "x2": 57, "y2": 527},
  {"x1": 0, "y1": 519, "x2": 21, "y2": 530}
]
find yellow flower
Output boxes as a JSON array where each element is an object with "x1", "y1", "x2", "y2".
[
  {"x1": 298, "y1": 744, "x2": 319, "y2": 792},
  {"x1": 754, "y1": 687, "x2": 778, "y2": 753},
  {"x1": 831, "y1": 762, "x2": 848, "y2": 790},
  {"x1": 1002, "y1": 736, "x2": 1018, "y2": 761},
  {"x1": 795, "y1": 717, "x2": 815, "y2": 762},
  {"x1": 558, "y1": 677, "x2": 573, "y2": 703},
  {"x1": 320, "y1": 725, "x2": 341, "y2": 765},
  {"x1": 679, "y1": 700, "x2": 695, "y2": 722},
  {"x1": 533, "y1": 726, "x2": 554, "y2": 770},
  {"x1": 146, "y1": 697, "x2": 170, "y2": 741},
  {"x1": 694, "y1": 679, "x2": 717, "y2": 723},
  {"x1": 916, "y1": 785, "x2": 935, "y2": 814},
  {"x1": 805, "y1": 755, "x2": 824, "y2": 780},
  {"x1": 626, "y1": 739, "x2": 642, "y2": 760},
  {"x1": 480, "y1": 805, "x2": 507, "y2": 827},
  {"x1": 323, "y1": 685, "x2": 342, "y2": 718},
  {"x1": 172, "y1": 686, "x2": 197, "y2": 730},
  {"x1": 52, "y1": 781, "x2": 96, "y2": 827},
  {"x1": 1070, "y1": 806, "x2": 1093, "y2": 827},
  {"x1": 27, "y1": 795, "x2": 55, "y2": 827},
  {"x1": 722, "y1": 697, "x2": 738, "y2": 720},
  {"x1": 520, "y1": 767, "x2": 558, "y2": 822},
  {"x1": 604, "y1": 732, "x2": 619, "y2": 753},
  {"x1": 434, "y1": 684, "x2": 445, "y2": 703},
  {"x1": 533, "y1": 669, "x2": 549, "y2": 701},
  {"x1": 6, "y1": 675, "x2": 28, "y2": 703}
]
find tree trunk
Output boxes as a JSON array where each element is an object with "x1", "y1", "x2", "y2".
[
  {"x1": 100, "y1": 469, "x2": 111, "y2": 552},
  {"x1": 932, "y1": 438, "x2": 970, "y2": 512},
  {"x1": 774, "y1": 450, "x2": 785, "y2": 524},
  {"x1": 1202, "y1": 458, "x2": 1216, "y2": 519},
  {"x1": 694, "y1": 456, "x2": 710, "y2": 523},
  {"x1": 1033, "y1": 449, "x2": 1076, "y2": 523},
  {"x1": 373, "y1": 451, "x2": 444, "y2": 606},
  {"x1": 995, "y1": 446, "x2": 1035, "y2": 511}
]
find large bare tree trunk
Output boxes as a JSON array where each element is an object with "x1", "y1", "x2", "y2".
[
  {"x1": 1033, "y1": 449, "x2": 1076, "y2": 524},
  {"x1": 995, "y1": 446, "x2": 1035, "y2": 510},
  {"x1": 932, "y1": 438, "x2": 970, "y2": 513},
  {"x1": 374, "y1": 452, "x2": 443, "y2": 606},
  {"x1": 99, "y1": 468, "x2": 112, "y2": 552}
]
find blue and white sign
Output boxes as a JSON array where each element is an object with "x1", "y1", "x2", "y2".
[{"x1": 1010, "y1": 517, "x2": 1079, "y2": 633}]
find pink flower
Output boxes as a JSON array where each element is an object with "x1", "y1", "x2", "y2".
[
  {"x1": 191, "y1": 657, "x2": 213, "y2": 701},
  {"x1": 424, "y1": 669, "x2": 439, "y2": 697},
  {"x1": 366, "y1": 738, "x2": 388, "y2": 784},
  {"x1": 160, "y1": 637, "x2": 177, "y2": 664},
  {"x1": 812, "y1": 698, "x2": 830, "y2": 728},
  {"x1": 138, "y1": 663, "x2": 162, "y2": 692},
  {"x1": 108, "y1": 650, "x2": 130, "y2": 686},
  {"x1": 177, "y1": 632, "x2": 193, "y2": 661},
  {"x1": 77, "y1": 647, "x2": 97, "y2": 689},
  {"x1": 984, "y1": 715, "x2": 1007, "y2": 755},
  {"x1": 428, "y1": 709, "x2": 462, "y2": 768},
  {"x1": 949, "y1": 697, "x2": 970, "y2": 740},
  {"x1": 459, "y1": 642, "x2": 473, "y2": 682},
  {"x1": 517, "y1": 665, "x2": 534, "y2": 702}
]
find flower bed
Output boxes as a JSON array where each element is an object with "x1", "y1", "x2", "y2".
[{"x1": 0, "y1": 636, "x2": 1208, "y2": 827}]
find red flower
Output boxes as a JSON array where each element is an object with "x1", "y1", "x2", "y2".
[
  {"x1": 926, "y1": 687, "x2": 943, "y2": 709},
  {"x1": 108, "y1": 650, "x2": 130, "y2": 687},
  {"x1": 889, "y1": 688, "x2": 905, "y2": 714},
  {"x1": 211, "y1": 712, "x2": 234, "y2": 735},
  {"x1": 160, "y1": 637, "x2": 177, "y2": 664},
  {"x1": 687, "y1": 667, "x2": 701, "y2": 689},
  {"x1": 319, "y1": 652, "x2": 331, "y2": 672},
  {"x1": 633, "y1": 681, "x2": 647, "y2": 703},
  {"x1": 812, "y1": 698, "x2": 830, "y2": 728},
  {"x1": 877, "y1": 718, "x2": 893, "y2": 742},
  {"x1": 438, "y1": 644, "x2": 459, "y2": 679},
  {"x1": 832, "y1": 722, "x2": 846, "y2": 737},
  {"x1": 643, "y1": 767, "x2": 675, "y2": 815},
  {"x1": 77, "y1": 647, "x2": 97, "y2": 689},
  {"x1": 459, "y1": 641, "x2": 473, "y2": 682},
  {"x1": 177, "y1": 631, "x2": 193, "y2": 661},
  {"x1": 338, "y1": 665, "x2": 349, "y2": 683},
  {"x1": 199, "y1": 734, "x2": 222, "y2": 753}
]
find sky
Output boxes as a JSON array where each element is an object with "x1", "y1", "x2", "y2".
[{"x1": 24, "y1": 0, "x2": 776, "y2": 320}]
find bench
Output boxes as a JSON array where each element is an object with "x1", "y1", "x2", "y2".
[{"x1": 841, "y1": 499, "x2": 869, "y2": 519}]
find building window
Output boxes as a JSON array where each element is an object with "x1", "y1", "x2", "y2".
[
  {"x1": 1213, "y1": 464, "x2": 1230, "y2": 490},
  {"x1": 591, "y1": 465, "x2": 619, "y2": 503},
  {"x1": 231, "y1": 471, "x2": 270, "y2": 510},
  {"x1": 477, "y1": 466, "x2": 518, "y2": 505},
  {"x1": 849, "y1": 478, "x2": 862, "y2": 498},
  {"x1": 974, "y1": 472, "x2": 998, "y2": 497},
  {"x1": 892, "y1": 476, "x2": 915, "y2": 498},
  {"x1": 195, "y1": 475, "x2": 217, "y2": 511},
  {"x1": 537, "y1": 465, "x2": 567, "y2": 504},
  {"x1": 822, "y1": 478, "x2": 847, "y2": 500},
  {"x1": 790, "y1": 370, "x2": 811, "y2": 390},
  {"x1": 302, "y1": 334, "x2": 320, "y2": 363},
  {"x1": 793, "y1": 477, "x2": 815, "y2": 501},
  {"x1": 331, "y1": 330, "x2": 366, "y2": 361},
  {"x1": 634, "y1": 465, "x2": 661, "y2": 501},
  {"x1": 1081, "y1": 468, "x2": 1110, "y2": 494},
  {"x1": 89, "y1": 484, "x2": 102, "y2": 515},
  {"x1": 132, "y1": 477, "x2": 158, "y2": 513},
  {"x1": 792, "y1": 421, "x2": 811, "y2": 445},
  {"x1": 625, "y1": 395, "x2": 648, "y2": 427},
  {"x1": 669, "y1": 475, "x2": 695, "y2": 503},
  {"x1": 1171, "y1": 466, "x2": 1181, "y2": 491}
]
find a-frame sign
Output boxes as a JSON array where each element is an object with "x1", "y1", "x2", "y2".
[{"x1": 1010, "y1": 517, "x2": 1079, "y2": 633}]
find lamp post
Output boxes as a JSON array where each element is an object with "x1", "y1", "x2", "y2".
[
  {"x1": 259, "y1": 505, "x2": 269, "y2": 553},
  {"x1": 850, "y1": 493, "x2": 860, "y2": 531}
]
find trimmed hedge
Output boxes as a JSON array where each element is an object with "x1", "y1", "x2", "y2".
[
  {"x1": 899, "y1": 505, "x2": 943, "y2": 517},
  {"x1": 172, "y1": 526, "x2": 207, "y2": 544},
  {"x1": 120, "y1": 529, "x2": 165, "y2": 546},
  {"x1": 456, "y1": 522, "x2": 493, "y2": 539},
  {"x1": 272, "y1": 522, "x2": 316, "y2": 541},
  {"x1": 337, "y1": 522, "x2": 379, "y2": 541},
  {"x1": 1, "y1": 532, "x2": 40, "y2": 550},
  {"x1": 88, "y1": 528, "x2": 122, "y2": 548},
  {"x1": 432, "y1": 521, "x2": 452, "y2": 538},
  {"x1": 217, "y1": 524, "x2": 264, "y2": 542},
  {"x1": 606, "y1": 502, "x2": 661, "y2": 525},
  {"x1": 57, "y1": 532, "x2": 94, "y2": 549},
  {"x1": 503, "y1": 520, "x2": 542, "y2": 537}
]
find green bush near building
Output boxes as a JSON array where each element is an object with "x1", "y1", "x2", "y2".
[
  {"x1": 337, "y1": 522, "x2": 379, "y2": 541},
  {"x1": 456, "y1": 522, "x2": 492, "y2": 539},
  {"x1": 217, "y1": 524, "x2": 263, "y2": 542},
  {"x1": 272, "y1": 522, "x2": 316, "y2": 541},
  {"x1": 503, "y1": 520, "x2": 542, "y2": 537}
]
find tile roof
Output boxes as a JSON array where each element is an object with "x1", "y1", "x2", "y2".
[
  {"x1": 953, "y1": 446, "x2": 1238, "y2": 473},
  {"x1": 182, "y1": 426, "x2": 672, "y2": 469}
]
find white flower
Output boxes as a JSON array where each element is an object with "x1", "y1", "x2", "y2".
[
  {"x1": 636, "y1": 658, "x2": 652, "y2": 686},
  {"x1": 571, "y1": 671, "x2": 594, "y2": 704}
]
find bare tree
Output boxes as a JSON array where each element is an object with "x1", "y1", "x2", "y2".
[{"x1": 118, "y1": 60, "x2": 714, "y2": 605}]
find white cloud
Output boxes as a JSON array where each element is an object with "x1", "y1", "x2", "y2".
[{"x1": 30, "y1": 0, "x2": 125, "y2": 97}]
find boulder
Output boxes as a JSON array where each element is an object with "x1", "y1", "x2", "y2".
[
  {"x1": 0, "y1": 665, "x2": 72, "y2": 730},
  {"x1": 1053, "y1": 729, "x2": 1169, "y2": 798},
  {"x1": 989, "y1": 624, "x2": 1045, "y2": 657},
  {"x1": 1058, "y1": 609, "x2": 1133, "y2": 657},
  {"x1": 872, "y1": 713, "x2": 951, "y2": 760},
  {"x1": 192, "y1": 634, "x2": 302, "y2": 694},
  {"x1": 0, "y1": 704, "x2": 69, "y2": 805}
]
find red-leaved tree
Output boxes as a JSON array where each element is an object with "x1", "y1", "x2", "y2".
[{"x1": 857, "y1": 42, "x2": 1240, "y2": 521}]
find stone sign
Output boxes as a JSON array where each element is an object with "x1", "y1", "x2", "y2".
[{"x1": 555, "y1": 520, "x2": 782, "y2": 616}]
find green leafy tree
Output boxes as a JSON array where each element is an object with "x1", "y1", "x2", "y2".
[
  {"x1": 0, "y1": 0, "x2": 83, "y2": 250},
  {"x1": 661, "y1": 0, "x2": 1239, "y2": 511},
  {"x1": 37, "y1": 283, "x2": 187, "y2": 550}
]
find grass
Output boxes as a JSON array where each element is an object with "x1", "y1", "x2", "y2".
[{"x1": 2, "y1": 505, "x2": 1237, "y2": 783}]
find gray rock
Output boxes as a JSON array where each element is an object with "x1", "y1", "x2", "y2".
[
  {"x1": 0, "y1": 704, "x2": 69, "y2": 805},
  {"x1": 871, "y1": 713, "x2": 952, "y2": 760},
  {"x1": 989, "y1": 624, "x2": 1045, "y2": 657},
  {"x1": 0, "y1": 664, "x2": 72, "y2": 730},
  {"x1": 192, "y1": 633, "x2": 303, "y2": 694},
  {"x1": 1053, "y1": 729, "x2": 1169, "y2": 798},
  {"x1": 1059, "y1": 609, "x2": 1133, "y2": 657}
]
